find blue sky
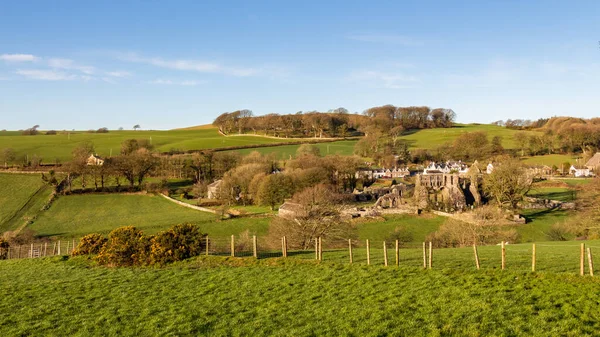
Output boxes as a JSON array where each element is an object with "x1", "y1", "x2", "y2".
[{"x1": 1, "y1": 1, "x2": 599, "y2": 130}]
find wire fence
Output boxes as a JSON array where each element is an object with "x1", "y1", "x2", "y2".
[{"x1": 2, "y1": 236, "x2": 597, "y2": 277}]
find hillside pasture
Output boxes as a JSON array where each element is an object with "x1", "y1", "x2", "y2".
[
  {"x1": 0, "y1": 173, "x2": 51, "y2": 232},
  {"x1": 0, "y1": 128, "x2": 295, "y2": 163},
  {"x1": 29, "y1": 193, "x2": 270, "y2": 239},
  {"x1": 231, "y1": 139, "x2": 357, "y2": 158},
  {"x1": 400, "y1": 123, "x2": 538, "y2": 150},
  {"x1": 1, "y1": 251, "x2": 600, "y2": 336}
]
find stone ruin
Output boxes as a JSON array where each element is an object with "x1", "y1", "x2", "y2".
[{"x1": 414, "y1": 172, "x2": 483, "y2": 212}]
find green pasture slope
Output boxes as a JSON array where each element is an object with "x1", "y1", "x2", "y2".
[
  {"x1": 0, "y1": 173, "x2": 51, "y2": 232},
  {"x1": 1, "y1": 247, "x2": 600, "y2": 336},
  {"x1": 1, "y1": 124, "x2": 544, "y2": 162},
  {"x1": 0, "y1": 128, "x2": 293, "y2": 162},
  {"x1": 29, "y1": 193, "x2": 269, "y2": 239},
  {"x1": 231, "y1": 139, "x2": 357, "y2": 158},
  {"x1": 400, "y1": 123, "x2": 539, "y2": 150}
]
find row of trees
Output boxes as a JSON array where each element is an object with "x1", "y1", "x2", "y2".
[
  {"x1": 64, "y1": 139, "x2": 159, "y2": 192},
  {"x1": 213, "y1": 106, "x2": 456, "y2": 139}
]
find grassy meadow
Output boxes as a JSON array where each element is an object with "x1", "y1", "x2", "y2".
[
  {"x1": 400, "y1": 123, "x2": 538, "y2": 150},
  {"x1": 1, "y1": 252, "x2": 600, "y2": 336},
  {"x1": 29, "y1": 194, "x2": 270, "y2": 239},
  {"x1": 0, "y1": 173, "x2": 52, "y2": 232},
  {"x1": 0, "y1": 128, "x2": 294, "y2": 162},
  {"x1": 0, "y1": 123, "x2": 546, "y2": 164}
]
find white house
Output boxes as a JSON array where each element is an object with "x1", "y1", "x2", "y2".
[
  {"x1": 570, "y1": 165, "x2": 591, "y2": 178},
  {"x1": 86, "y1": 154, "x2": 104, "y2": 166}
]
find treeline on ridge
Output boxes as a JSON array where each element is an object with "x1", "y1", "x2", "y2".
[{"x1": 213, "y1": 105, "x2": 456, "y2": 138}]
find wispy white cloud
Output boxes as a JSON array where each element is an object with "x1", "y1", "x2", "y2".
[
  {"x1": 147, "y1": 78, "x2": 205, "y2": 86},
  {"x1": 106, "y1": 71, "x2": 132, "y2": 78},
  {"x1": 47, "y1": 58, "x2": 95, "y2": 74},
  {"x1": 15, "y1": 69, "x2": 93, "y2": 81},
  {"x1": 119, "y1": 53, "x2": 260, "y2": 77},
  {"x1": 349, "y1": 70, "x2": 420, "y2": 89},
  {"x1": 347, "y1": 34, "x2": 423, "y2": 46},
  {"x1": 0, "y1": 54, "x2": 39, "y2": 62}
]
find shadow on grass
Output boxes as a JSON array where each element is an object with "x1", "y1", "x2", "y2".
[{"x1": 528, "y1": 190, "x2": 576, "y2": 202}]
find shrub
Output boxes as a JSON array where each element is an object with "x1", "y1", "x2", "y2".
[
  {"x1": 73, "y1": 233, "x2": 107, "y2": 255},
  {"x1": 386, "y1": 227, "x2": 413, "y2": 246},
  {"x1": 150, "y1": 224, "x2": 206, "y2": 265},
  {"x1": 45, "y1": 130, "x2": 57, "y2": 135},
  {"x1": 547, "y1": 224, "x2": 569, "y2": 241},
  {"x1": 96, "y1": 227, "x2": 151, "y2": 267},
  {"x1": 0, "y1": 238, "x2": 9, "y2": 260}
]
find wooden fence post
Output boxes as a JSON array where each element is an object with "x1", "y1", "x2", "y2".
[
  {"x1": 282, "y1": 236, "x2": 288, "y2": 258},
  {"x1": 473, "y1": 244, "x2": 480, "y2": 270},
  {"x1": 588, "y1": 248, "x2": 594, "y2": 276},
  {"x1": 580, "y1": 243, "x2": 585, "y2": 276},
  {"x1": 315, "y1": 238, "x2": 318, "y2": 260},
  {"x1": 501, "y1": 241, "x2": 506, "y2": 270},
  {"x1": 422, "y1": 242, "x2": 427, "y2": 269},
  {"x1": 72, "y1": 239, "x2": 75, "y2": 254},
  {"x1": 348, "y1": 239, "x2": 353, "y2": 264},
  {"x1": 66, "y1": 241, "x2": 70, "y2": 255},
  {"x1": 30, "y1": 243, "x2": 33, "y2": 258},
  {"x1": 366, "y1": 239, "x2": 371, "y2": 265},
  {"x1": 318, "y1": 237, "x2": 322, "y2": 261},
  {"x1": 52, "y1": 242, "x2": 56, "y2": 256},
  {"x1": 44, "y1": 242, "x2": 47, "y2": 257},
  {"x1": 395, "y1": 240, "x2": 399, "y2": 267},
  {"x1": 230, "y1": 235, "x2": 235, "y2": 257},
  {"x1": 58, "y1": 240, "x2": 61, "y2": 255},
  {"x1": 205, "y1": 236, "x2": 209, "y2": 256},
  {"x1": 383, "y1": 241, "x2": 388, "y2": 267},
  {"x1": 253, "y1": 235, "x2": 257, "y2": 258},
  {"x1": 532, "y1": 244, "x2": 536, "y2": 272},
  {"x1": 428, "y1": 242, "x2": 433, "y2": 269}
]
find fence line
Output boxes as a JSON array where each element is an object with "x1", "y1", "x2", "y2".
[{"x1": 1, "y1": 237, "x2": 596, "y2": 277}]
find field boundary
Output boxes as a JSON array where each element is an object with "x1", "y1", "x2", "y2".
[{"x1": 159, "y1": 193, "x2": 217, "y2": 214}]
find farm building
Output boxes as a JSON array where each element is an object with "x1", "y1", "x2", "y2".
[
  {"x1": 86, "y1": 154, "x2": 104, "y2": 166},
  {"x1": 207, "y1": 180, "x2": 223, "y2": 199},
  {"x1": 570, "y1": 165, "x2": 591, "y2": 177},
  {"x1": 586, "y1": 153, "x2": 600, "y2": 171},
  {"x1": 278, "y1": 201, "x2": 306, "y2": 219}
]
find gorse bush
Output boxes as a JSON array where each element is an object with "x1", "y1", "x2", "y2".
[
  {"x1": 73, "y1": 233, "x2": 108, "y2": 256},
  {"x1": 90, "y1": 224, "x2": 206, "y2": 267},
  {"x1": 96, "y1": 226, "x2": 151, "y2": 267},
  {"x1": 150, "y1": 224, "x2": 206, "y2": 265}
]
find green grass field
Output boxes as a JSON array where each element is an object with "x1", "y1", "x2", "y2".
[
  {"x1": 356, "y1": 214, "x2": 445, "y2": 242},
  {"x1": 1, "y1": 248, "x2": 600, "y2": 336},
  {"x1": 1, "y1": 124, "x2": 544, "y2": 163},
  {"x1": 231, "y1": 139, "x2": 358, "y2": 158},
  {"x1": 0, "y1": 128, "x2": 296, "y2": 163},
  {"x1": 0, "y1": 173, "x2": 52, "y2": 232},
  {"x1": 521, "y1": 154, "x2": 582, "y2": 166},
  {"x1": 29, "y1": 194, "x2": 270, "y2": 239},
  {"x1": 400, "y1": 123, "x2": 539, "y2": 150}
]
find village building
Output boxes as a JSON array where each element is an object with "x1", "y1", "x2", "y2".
[
  {"x1": 207, "y1": 180, "x2": 223, "y2": 199},
  {"x1": 585, "y1": 152, "x2": 600, "y2": 172},
  {"x1": 278, "y1": 201, "x2": 307, "y2": 219},
  {"x1": 570, "y1": 165, "x2": 591, "y2": 178},
  {"x1": 528, "y1": 165, "x2": 553, "y2": 177},
  {"x1": 86, "y1": 154, "x2": 104, "y2": 166}
]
